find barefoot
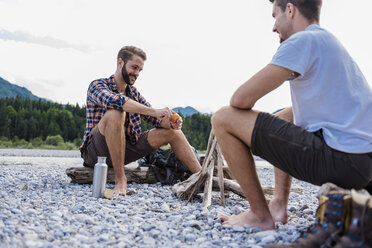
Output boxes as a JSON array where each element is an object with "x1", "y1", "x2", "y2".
[
  {"x1": 268, "y1": 199, "x2": 288, "y2": 224},
  {"x1": 113, "y1": 182, "x2": 127, "y2": 196},
  {"x1": 218, "y1": 211, "x2": 275, "y2": 230}
]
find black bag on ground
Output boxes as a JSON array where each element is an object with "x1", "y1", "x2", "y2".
[{"x1": 138, "y1": 147, "x2": 199, "y2": 185}]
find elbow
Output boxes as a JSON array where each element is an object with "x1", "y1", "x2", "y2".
[{"x1": 230, "y1": 94, "x2": 254, "y2": 109}]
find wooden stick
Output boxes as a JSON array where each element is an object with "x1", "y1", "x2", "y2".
[
  {"x1": 202, "y1": 158, "x2": 215, "y2": 210},
  {"x1": 216, "y1": 145, "x2": 225, "y2": 206},
  {"x1": 203, "y1": 129, "x2": 214, "y2": 163},
  {"x1": 211, "y1": 177, "x2": 303, "y2": 202},
  {"x1": 201, "y1": 137, "x2": 217, "y2": 169}
]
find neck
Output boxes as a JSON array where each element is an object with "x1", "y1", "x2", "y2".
[
  {"x1": 114, "y1": 73, "x2": 127, "y2": 94},
  {"x1": 294, "y1": 17, "x2": 319, "y2": 33}
]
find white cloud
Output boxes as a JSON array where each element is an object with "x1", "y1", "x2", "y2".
[{"x1": 0, "y1": 29, "x2": 99, "y2": 52}]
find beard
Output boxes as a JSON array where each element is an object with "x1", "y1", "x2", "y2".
[{"x1": 121, "y1": 63, "x2": 136, "y2": 85}]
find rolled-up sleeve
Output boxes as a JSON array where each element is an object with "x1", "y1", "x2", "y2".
[{"x1": 88, "y1": 80, "x2": 128, "y2": 111}]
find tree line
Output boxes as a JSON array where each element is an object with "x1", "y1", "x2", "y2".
[{"x1": 0, "y1": 96, "x2": 211, "y2": 151}]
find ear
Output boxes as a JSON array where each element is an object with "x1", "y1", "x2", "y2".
[
  {"x1": 117, "y1": 58, "x2": 125, "y2": 68},
  {"x1": 286, "y1": 3, "x2": 296, "y2": 19}
]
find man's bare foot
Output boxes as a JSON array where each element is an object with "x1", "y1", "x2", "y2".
[
  {"x1": 218, "y1": 211, "x2": 275, "y2": 231},
  {"x1": 268, "y1": 199, "x2": 288, "y2": 224},
  {"x1": 113, "y1": 182, "x2": 127, "y2": 196}
]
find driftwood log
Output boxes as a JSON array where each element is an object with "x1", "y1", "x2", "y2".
[{"x1": 66, "y1": 166, "x2": 157, "y2": 184}]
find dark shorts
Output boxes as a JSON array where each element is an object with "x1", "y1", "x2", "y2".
[
  {"x1": 251, "y1": 112, "x2": 372, "y2": 191},
  {"x1": 80, "y1": 126, "x2": 156, "y2": 168}
]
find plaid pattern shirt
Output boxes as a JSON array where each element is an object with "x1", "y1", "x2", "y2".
[{"x1": 80, "y1": 75, "x2": 161, "y2": 150}]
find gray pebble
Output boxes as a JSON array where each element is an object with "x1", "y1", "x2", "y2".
[{"x1": 232, "y1": 225, "x2": 245, "y2": 232}]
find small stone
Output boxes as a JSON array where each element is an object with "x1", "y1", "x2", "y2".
[
  {"x1": 150, "y1": 229, "x2": 161, "y2": 238},
  {"x1": 232, "y1": 225, "x2": 245, "y2": 232},
  {"x1": 141, "y1": 223, "x2": 154, "y2": 231},
  {"x1": 185, "y1": 233, "x2": 196, "y2": 242},
  {"x1": 261, "y1": 234, "x2": 276, "y2": 244},
  {"x1": 289, "y1": 206, "x2": 297, "y2": 212},
  {"x1": 160, "y1": 203, "x2": 170, "y2": 212}
]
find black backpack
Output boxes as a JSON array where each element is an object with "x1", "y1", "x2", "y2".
[{"x1": 138, "y1": 147, "x2": 199, "y2": 185}]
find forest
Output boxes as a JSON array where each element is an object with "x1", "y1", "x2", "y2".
[{"x1": 0, "y1": 96, "x2": 211, "y2": 151}]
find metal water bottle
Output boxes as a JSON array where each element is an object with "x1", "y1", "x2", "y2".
[{"x1": 92, "y1": 156, "x2": 108, "y2": 198}]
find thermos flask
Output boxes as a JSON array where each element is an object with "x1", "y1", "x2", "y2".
[{"x1": 92, "y1": 156, "x2": 108, "y2": 198}]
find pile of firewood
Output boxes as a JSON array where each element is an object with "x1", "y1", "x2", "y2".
[{"x1": 171, "y1": 130, "x2": 303, "y2": 210}]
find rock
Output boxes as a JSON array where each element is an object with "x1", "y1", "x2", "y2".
[
  {"x1": 185, "y1": 233, "x2": 197, "y2": 242},
  {"x1": 141, "y1": 223, "x2": 154, "y2": 231},
  {"x1": 232, "y1": 225, "x2": 245, "y2": 232}
]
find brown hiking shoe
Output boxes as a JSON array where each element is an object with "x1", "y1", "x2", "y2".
[
  {"x1": 265, "y1": 191, "x2": 351, "y2": 248},
  {"x1": 334, "y1": 189, "x2": 372, "y2": 248}
]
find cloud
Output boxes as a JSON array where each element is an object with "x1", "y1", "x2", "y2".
[{"x1": 0, "y1": 29, "x2": 99, "y2": 53}]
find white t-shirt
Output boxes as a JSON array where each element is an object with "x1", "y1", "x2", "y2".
[{"x1": 270, "y1": 24, "x2": 372, "y2": 153}]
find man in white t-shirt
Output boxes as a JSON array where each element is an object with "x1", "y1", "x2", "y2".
[{"x1": 212, "y1": 0, "x2": 372, "y2": 231}]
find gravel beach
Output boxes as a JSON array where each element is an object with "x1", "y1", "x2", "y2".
[{"x1": 0, "y1": 149, "x2": 320, "y2": 248}]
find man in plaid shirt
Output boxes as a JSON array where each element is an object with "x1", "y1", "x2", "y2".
[{"x1": 80, "y1": 46, "x2": 201, "y2": 196}]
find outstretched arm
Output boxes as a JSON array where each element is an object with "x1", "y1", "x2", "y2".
[
  {"x1": 230, "y1": 64, "x2": 293, "y2": 109},
  {"x1": 123, "y1": 98, "x2": 172, "y2": 119}
]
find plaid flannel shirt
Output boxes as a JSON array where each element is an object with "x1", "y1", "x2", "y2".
[{"x1": 80, "y1": 75, "x2": 161, "y2": 151}]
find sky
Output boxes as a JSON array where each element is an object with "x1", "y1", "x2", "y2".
[{"x1": 0, "y1": 0, "x2": 371, "y2": 114}]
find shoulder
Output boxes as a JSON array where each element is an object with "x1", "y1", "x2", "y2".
[
  {"x1": 89, "y1": 75, "x2": 114, "y2": 90},
  {"x1": 91, "y1": 75, "x2": 113, "y2": 85},
  {"x1": 275, "y1": 25, "x2": 327, "y2": 60},
  {"x1": 285, "y1": 25, "x2": 327, "y2": 47}
]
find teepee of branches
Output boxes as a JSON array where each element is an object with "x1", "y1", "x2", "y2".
[
  {"x1": 171, "y1": 130, "x2": 303, "y2": 211},
  {"x1": 172, "y1": 130, "x2": 235, "y2": 210}
]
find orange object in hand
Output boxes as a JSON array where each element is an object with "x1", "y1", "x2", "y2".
[{"x1": 169, "y1": 113, "x2": 180, "y2": 123}]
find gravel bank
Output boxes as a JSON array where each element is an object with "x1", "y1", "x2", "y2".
[
  {"x1": 0, "y1": 149, "x2": 80, "y2": 158},
  {"x1": 0, "y1": 151, "x2": 320, "y2": 248}
]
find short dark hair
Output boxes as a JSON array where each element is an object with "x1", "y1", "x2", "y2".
[
  {"x1": 269, "y1": 0, "x2": 322, "y2": 23},
  {"x1": 117, "y1": 46, "x2": 147, "y2": 62}
]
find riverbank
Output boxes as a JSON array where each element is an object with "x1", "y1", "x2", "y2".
[
  {"x1": 0, "y1": 149, "x2": 320, "y2": 247},
  {"x1": 0, "y1": 148, "x2": 80, "y2": 158}
]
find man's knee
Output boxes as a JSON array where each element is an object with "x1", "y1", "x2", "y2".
[
  {"x1": 99, "y1": 109, "x2": 126, "y2": 133},
  {"x1": 148, "y1": 128, "x2": 184, "y2": 148},
  {"x1": 165, "y1": 128, "x2": 184, "y2": 141},
  {"x1": 211, "y1": 106, "x2": 232, "y2": 130}
]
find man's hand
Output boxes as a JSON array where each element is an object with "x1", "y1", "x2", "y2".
[
  {"x1": 154, "y1": 107, "x2": 173, "y2": 119},
  {"x1": 160, "y1": 112, "x2": 183, "y2": 130},
  {"x1": 170, "y1": 115, "x2": 182, "y2": 130}
]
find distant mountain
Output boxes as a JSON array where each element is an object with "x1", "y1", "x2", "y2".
[
  {"x1": 0, "y1": 77, "x2": 40, "y2": 100},
  {"x1": 172, "y1": 106, "x2": 209, "y2": 116}
]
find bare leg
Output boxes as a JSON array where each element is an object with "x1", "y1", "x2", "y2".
[
  {"x1": 268, "y1": 107, "x2": 294, "y2": 223},
  {"x1": 147, "y1": 128, "x2": 201, "y2": 173},
  {"x1": 212, "y1": 106, "x2": 274, "y2": 230},
  {"x1": 98, "y1": 109, "x2": 127, "y2": 196},
  {"x1": 268, "y1": 168, "x2": 292, "y2": 223}
]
